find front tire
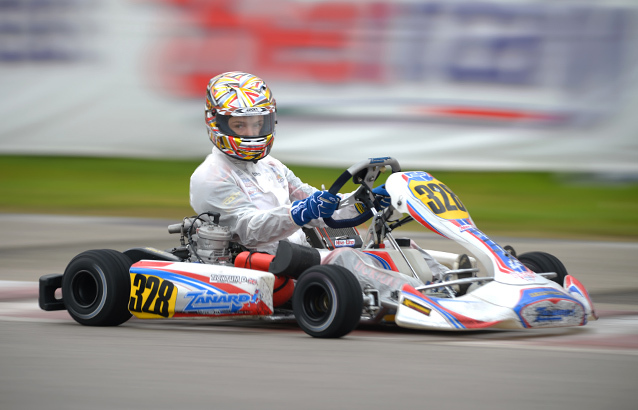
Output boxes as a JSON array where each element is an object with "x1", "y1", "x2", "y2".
[
  {"x1": 62, "y1": 249, "x2": 132, "y2": 326},
  {"x1": 292, "y1": 265, "x2": 363, "y2": 338},
  {"x1": 518, "y1": 251, "x2": 568, "y2": 286}
]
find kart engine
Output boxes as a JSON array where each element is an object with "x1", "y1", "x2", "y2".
[
  {"x1": 169, "y1": 213, "x2": 233, "y2": 265},
  {"x1": 194, "y1": 220, "x2": 233, "y2": 264}
]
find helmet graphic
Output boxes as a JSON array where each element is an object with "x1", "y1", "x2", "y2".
[{"x1": 205, "y1": 72, "x2": 276, "y2": 162}]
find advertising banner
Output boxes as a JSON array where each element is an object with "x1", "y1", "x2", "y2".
[{"x1": 0, "y1": 0, "x2": 636, "y2": 172}]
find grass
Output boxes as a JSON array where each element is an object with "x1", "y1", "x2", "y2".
[{"x1": 1, "y1": 155, "x2": 637, "y2": 241}]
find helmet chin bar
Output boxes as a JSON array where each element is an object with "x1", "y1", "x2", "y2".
[{"x1": 211, "y1": 132, "x2": 274, "y2": 162}]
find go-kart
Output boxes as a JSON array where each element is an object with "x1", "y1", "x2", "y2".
[{"x1": 38, "y1": 157, "x2": 597, "y2": 338}]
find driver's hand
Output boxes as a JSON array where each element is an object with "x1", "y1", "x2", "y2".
[
  {"x1": 290, "y1": 190, "x2": 340, "y2": 226},
  {"x1": 372, "y1": 184, "x2": 391, "y2": 209}
]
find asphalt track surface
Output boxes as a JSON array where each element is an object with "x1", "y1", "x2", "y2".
[{"x1": 1, "y1": 214, "x2": 637, "y2": 410}]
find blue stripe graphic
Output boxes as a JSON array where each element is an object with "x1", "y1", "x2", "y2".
[{"x1": 130, "y1": 267, "x2": 227, "y2": 294}]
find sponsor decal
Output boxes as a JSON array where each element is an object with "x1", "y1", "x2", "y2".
[
  {"x1": 403, "y1": 171, "x2": 434, "y2": 182},
  {"x1": 183, "y1": 289, "x2": 260, "y2": 314},
  {"x1": 334, "y1": 238, "x2": 356, "y2": 247},
  {"x1": 516, "y1": 288, "x2": 585, "y2": 327},
  {"x1": 519, "y1": 300, "x2": 583, "y2": 327},
  {"x1": 400, "y1": 284, "x2": 500, "y2": 329},
  {"x1": 458, "y1": 224, "x2": 473, "y2": 232},
  {"x1": 232, "y1": 107, "x2": 270, "y2": 115},
  {"x1": 402, "y1": 298, "x2": 432, "y2": 316},
  {"x1": 534, "y1": 306, "x2": 577, "y2": 323},
  {"x1": 223, "y1": 192, "x2": 240, "y2": 205},
  {"x1": 369, "y1": 157, "x2": 392, "y2": 164},
  {"x1": 210, "y1": 274, "x2": 257, "y2": 285}
]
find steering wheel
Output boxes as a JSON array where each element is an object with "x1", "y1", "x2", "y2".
[{"x1": 323, "y1": 157, "x2": 401, "y2": 229}]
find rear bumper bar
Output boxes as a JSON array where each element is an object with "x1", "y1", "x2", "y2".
[{"x1": 38, "y1": 274, "x2": 65, "y2": 311}]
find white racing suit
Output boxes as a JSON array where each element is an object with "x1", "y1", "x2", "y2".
[{"x1": 190, "y1": 148, "x2": 362, "y2": 254}]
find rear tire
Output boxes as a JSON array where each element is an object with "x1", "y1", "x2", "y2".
[
  {"x1": 293, "y1": 265, "x2": 363, "y2": 338},
  {"x1": 518, "y1": 251, "x2": 568, "y2": 286},
  {"x1": 62, "y1": 249, "x2": 132, "y2": 326}
]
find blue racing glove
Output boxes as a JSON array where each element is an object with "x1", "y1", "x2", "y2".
[
  {"x1": 372, "y1": 184, "x2": 391, "y2": 209},
  {"x1": 291, "y1": 190, "x2": 340, "y2": 226}
]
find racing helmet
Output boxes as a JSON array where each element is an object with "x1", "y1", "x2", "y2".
[{"x1": 205, "y1": 71, "x2": 276, "y2": 162}]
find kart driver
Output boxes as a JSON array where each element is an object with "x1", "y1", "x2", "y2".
[{"x1": 190, "y1": 71, "x2": 378, "y2": 255}]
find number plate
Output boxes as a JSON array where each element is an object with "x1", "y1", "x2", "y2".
[
  {"x1": 407, "y1": 172, "x2": 469, "y2": 220},
  {"x1": 129, "y1": 273, "x2": 178, "y2": 319}
]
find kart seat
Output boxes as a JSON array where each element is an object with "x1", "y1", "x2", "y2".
[{"x1": 268, "y1": 241, "x2": 322, "y2": 279}]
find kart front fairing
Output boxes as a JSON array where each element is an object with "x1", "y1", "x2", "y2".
[
  {"x1": 395, "y1": 278, "x2": 591, "y2": 331},
  {"x1": 319, "y1": 245, "x2": 593, "y2": 331},
  {"x1": 317, "y1": 161, "x2": 597, "y2": 331}
]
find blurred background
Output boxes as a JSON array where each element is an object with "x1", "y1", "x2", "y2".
[
  {"x1": 0, "y1": 0, "x2": 637, "y2": 172},
  {"x1": 0, "y1": 0, "x2": 637, "y2": 240}
]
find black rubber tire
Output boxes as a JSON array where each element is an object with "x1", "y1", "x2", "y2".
[
  {"x1": 292, "y1": 265, "x2": 363, "y2": 338},
  {"x1": 504, "y1": 245, "x2": 517, "y2": 258},
  {"x1": 517, "y1": 251, "x2": 568, "y2": 286},
  {"x1": 62, "y1": 249, "x2": 133, "y2": 326}
]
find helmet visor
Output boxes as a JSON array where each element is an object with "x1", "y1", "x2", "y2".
[{"x1": 216, "y1": 111, "x2": 276, "y2": 138}]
